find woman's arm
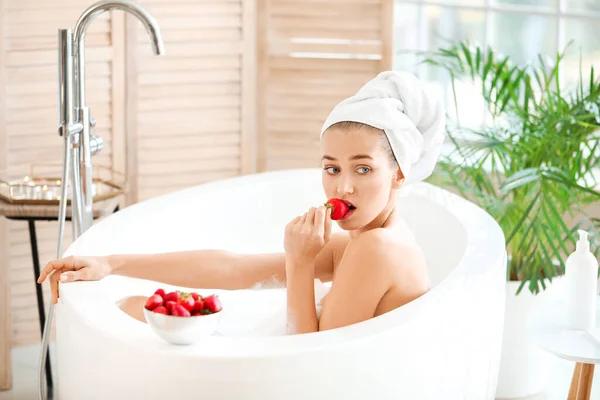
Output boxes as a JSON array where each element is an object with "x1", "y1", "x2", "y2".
[
  {"x1": 110, "y1": 250, "x2": 286, "y2": 290},
  {"x1": 283, "y1": 206, "x2": 332, "y2": 334},
  {"x1": 285, "y1": 257, "x2": 319, "y2": 333},
  {"x1": 110, "y1": 236, "x2": 342, "y2": 290},
  {"x1": 38, "y1": 240, "x2": 340, "y2": 304}
]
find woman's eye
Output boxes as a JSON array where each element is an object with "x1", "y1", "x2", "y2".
[
  {"x1": 324, "y1": 166, "x2": 340, "y2": 174},
  {"x1": 357, "y1": 167, "x2": 371, "y2": 174}
]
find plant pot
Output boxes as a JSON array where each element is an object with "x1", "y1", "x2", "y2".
[{"x1": 495, "y1": 277, "x2": 565, "y2": 399}]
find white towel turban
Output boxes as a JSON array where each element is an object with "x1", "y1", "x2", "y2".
[{"x1": 320, "y1": 71, "x2": 447, "y2": 185}]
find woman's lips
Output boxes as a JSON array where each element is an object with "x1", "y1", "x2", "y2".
[
  {"x1": 340, "y1": 200, "x2": 356, "y2": 220},
  {"x1": 340, "y1": 207, "x2": 356, "y2": 220}
]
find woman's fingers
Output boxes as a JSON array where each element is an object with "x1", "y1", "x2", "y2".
[
  {"x1": 305, "y1": 207, "x2": 316, "y2": 226},
  {"x1": 314, "y1": 206, "x2": 326, "y2": 236},
  {"x1": 59, "y1": 269, "x2": 89, "y2": 283},
  {"x1": 49, "y1": 269, "x2": 62, "y2": 304},
  {"x1": 299, "y1": 212, "x2": 307, "y2": 224},
  {"x1": 38, "y1": 256, "x2": 75, "y2": 283},
  {"x1": 324, "y1": 206, "x2": 332, "y2": 242},
  {"x1": 39, "y1": 256, "x2": 90, "y2": 304},
  {"x1": 47, "y1": 267, "x2": 91, "y2": 304}
]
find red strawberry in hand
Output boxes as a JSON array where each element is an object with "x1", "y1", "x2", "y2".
[
  {"x1": 325, "y1": 198, "x2": 350, "y2": 220},
  {"x1": 203, "y1": 294, "x2": 222, "y2": 313},
  {"x1": 145, "y1": 294, "x2": 163, "y2": 311}
]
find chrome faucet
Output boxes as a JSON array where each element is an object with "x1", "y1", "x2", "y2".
[
  {"x1": 43, "y1": 2, "x2": 164, "y2": 400},
  {"x1": 58, "y1": 0, "x2": 165, "y2": 236}
]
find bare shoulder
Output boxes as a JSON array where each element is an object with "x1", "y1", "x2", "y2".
[
  {"x1": 345, "y1": 228, "x2": 420, "y2": 262},
  {"x1": 346, "y1": 228, "x2": 429, "y2": 288},
  {"x1": 349, "y1": 229, "x2": 430, "y2": 313},
  {"x1": 335, "y1": 229, "x2": 400, "y2": 283}
]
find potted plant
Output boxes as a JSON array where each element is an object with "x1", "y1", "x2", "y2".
[{"x1": 423, "y1": 41, "x2": 600, "y2": 398}]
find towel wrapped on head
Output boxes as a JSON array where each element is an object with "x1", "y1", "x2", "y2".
[{"x1": 320, "y1": 71, "x2": 446, "y2": 185}]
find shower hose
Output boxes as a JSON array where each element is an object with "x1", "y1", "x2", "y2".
[{"x1": 38, "y1": 128, "x2": 82, "y2": 400}]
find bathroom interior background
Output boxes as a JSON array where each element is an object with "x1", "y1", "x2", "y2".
[{"x1": 0, "y1": 0, "x2": 598, "y2": 385}]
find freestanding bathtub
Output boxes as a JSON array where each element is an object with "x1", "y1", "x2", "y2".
[{"x1": 55, "y1": 168, "x2": 506, "y2": 400}]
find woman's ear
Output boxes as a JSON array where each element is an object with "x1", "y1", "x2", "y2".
[{"x1": 391, "y1": 168, "x2": 405, "y2": 189}]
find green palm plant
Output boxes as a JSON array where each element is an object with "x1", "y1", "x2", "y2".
[{"x1": 423, "y1": 41, "x2": 600, "y2": 294}]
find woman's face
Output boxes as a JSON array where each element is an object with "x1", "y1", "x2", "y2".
[{"x1": 320, "y1": 124, "x2": 404, "y2": 231}]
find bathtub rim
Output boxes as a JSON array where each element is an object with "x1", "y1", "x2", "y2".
[{"x1": 58, "y1": 168, "x2": 507, "y2": 358}]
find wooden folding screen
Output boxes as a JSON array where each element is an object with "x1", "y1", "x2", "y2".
[{"x1": 257, "y1": 0, "x2": 392, "y2": 170}]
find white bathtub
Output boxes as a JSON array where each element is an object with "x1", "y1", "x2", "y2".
[{"x1": 56, "y1": 168, "x2": 506, "y2": 400}]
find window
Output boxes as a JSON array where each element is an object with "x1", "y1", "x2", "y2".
[{"x1": 393, "y1": 0, "x2": 600, "y2": 127}]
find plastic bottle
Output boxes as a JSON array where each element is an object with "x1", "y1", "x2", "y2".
[{"x1": 565, "y1": 229, "x2": 599, "y2": 330}]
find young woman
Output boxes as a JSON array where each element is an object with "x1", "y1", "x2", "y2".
[{"x1": 38, "y1": 71, "x2": 446, "y2": 335}]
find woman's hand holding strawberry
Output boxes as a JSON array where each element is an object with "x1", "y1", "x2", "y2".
[{"x1": 284, "y1": 205, "x2": 332, "y2": 265}]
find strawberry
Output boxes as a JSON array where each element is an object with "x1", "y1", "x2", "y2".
[
  {"x1": 191, "y1": 292, "x2": 199, "y2": 301},
  {"x1": 165, "y1": 300, "x2": 177, "y2": 312},
  {"x1": 153, "y1": 306, "x2": 168, "y2": 315},
  {"x1": 171, "y1": 304, "x2": 191, "y2": 317},
  {"x1": 193, "y1": 299, "x2": 205, "y2": 312},
  {"x1": 154, "y1": 288, "x2": 167, "y2": 298},
  {"x1": 203, "y1": 294, "x2": 222, "y2": 313},
  {"x1": 179, "y1": 293, "x2": 195, "y2": 312},
  {"x1": 325, "y1": 198, "x2": 350, "y2": 220},
  {"x1": 164, "y1": 291, "x2": 180, "y2": 303},
  {"x1": 145, "y1": 294, "x2": 163, "y2": 311}
]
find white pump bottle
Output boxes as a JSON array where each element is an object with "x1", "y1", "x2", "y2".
[{"x1": 565, "y1": 229, "x2": 599, "y2": 330}]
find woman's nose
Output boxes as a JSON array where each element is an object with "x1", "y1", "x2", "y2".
[{"x1": 337, "y1": 175, "x2": 354, "y2": 195}]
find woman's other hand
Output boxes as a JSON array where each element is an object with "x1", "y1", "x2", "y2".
[
  {"x1": 284, "y1": 205, "x2": 332, "y2": 265},
  {"x1": 37, "y1": 255, "x2": 113, "y2": 304}
]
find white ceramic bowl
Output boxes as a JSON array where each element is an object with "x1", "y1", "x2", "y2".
[{"x1": 143, "y1": 307, "x2": 223, "y2": 345}]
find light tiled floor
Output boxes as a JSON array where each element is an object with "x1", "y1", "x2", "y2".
[
  {"x1": 0, "y1": 343, "x2": 599, "y2": 399},
  {"x1": 0, "y1": 344, "x2": 57, "y2": 400}
]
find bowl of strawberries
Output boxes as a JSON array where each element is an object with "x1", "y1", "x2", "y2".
[{"x1": 143, "y1": 288, "x2": 223, "y2": 345}]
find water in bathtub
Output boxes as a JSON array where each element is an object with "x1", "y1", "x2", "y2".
[{"x1": 215, "y1": 279, "x2": 330, "y2": 336}]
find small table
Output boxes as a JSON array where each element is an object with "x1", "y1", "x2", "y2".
[
  {"x1": 530, "y1": 298, "x2": 600, "y2": 400},
  {"x1": 0, "y1": 196, "x2": 122, "y2": 396}
]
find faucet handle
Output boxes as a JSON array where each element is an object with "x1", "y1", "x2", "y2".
[{"x1": 90, "y1": 133, "x2": 104, "y2": 155}]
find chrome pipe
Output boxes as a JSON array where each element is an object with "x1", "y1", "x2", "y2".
[
  {"x1": 58, "y1": 29, "x2": 74, "y2": 135},
  {"x1": 57, "y1": 137, "x2": 71, "y2": 269},
  {"x1": 76, "y1": 106, "x2": 93, "y2": 232},
  {"x1": 70, "y1": 142, "x2": 83, "y2": 238}
]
